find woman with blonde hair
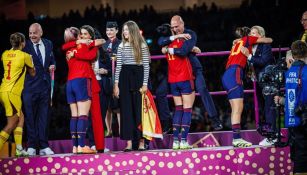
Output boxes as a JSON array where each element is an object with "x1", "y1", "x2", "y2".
[
  {"x1": 222, "y1": 27, "x2": 273, "y2": 147},
  {"x1": 113, "y1": 21, "x2": 150, "y2": 151},
  {"x1": 62, "y1": 26, "x2": 105, "y2": 154}
]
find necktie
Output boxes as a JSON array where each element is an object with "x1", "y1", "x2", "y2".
[
  {"x1": 107, "y1": 42, "x2": 113, "y2": 53},
  {"x1": 36, "y1": 44, "x2": 43, "y2": 65},
  {"x1": 301, "y1": 32, "x2": 307, "y2": 42}
]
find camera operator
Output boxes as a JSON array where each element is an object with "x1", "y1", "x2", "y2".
[{"x1": 275, "y1": 40, "x2": 307, "y2": 174}]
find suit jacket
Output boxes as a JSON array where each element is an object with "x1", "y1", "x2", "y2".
[
  {"x1": 102, "y1": 38, "x2": 121, "y2": 77},
  {"x1": 249, "y1": 43, "x2": 274, "y2": 78},
  {"x1": 100, "y1": 38, "x2": 121, "y2": 94},
  {"x1": 23, "y1": 38, "x2": 56, "y2": 93},
  {"x1": 158, "y1": 28, "x2": 202, "y2": 72},
  {"x1": 158, "y1": 28, "x2": 196, "y2": 57}
]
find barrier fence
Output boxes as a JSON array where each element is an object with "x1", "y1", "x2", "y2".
[{"x1": 151, "y1": 47, "x2": 289, "y2": 127}]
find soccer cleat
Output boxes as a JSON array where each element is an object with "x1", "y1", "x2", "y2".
[
  {"x1": 16, "y1": 148, "x2": 29, "y2": 157},
  {"x1": 180, "y1": 140, "x2": 193, "y2": 149},
  {"x1": 172, "y1": 140, "x2": 180, "y2": 150},
  {"x1": 77, "y1": 146, "x2": 96, "y2": 154},
  {"x1": 232, "y1": 138, "x2": 252, "y2": 147},
  {"x1": 259, "y1": 138, "x2": 277, "y2": 146}
]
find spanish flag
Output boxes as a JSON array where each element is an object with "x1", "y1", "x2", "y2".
[{"x1": 140, "y1": 90, "x2": 163, "y2": 140}]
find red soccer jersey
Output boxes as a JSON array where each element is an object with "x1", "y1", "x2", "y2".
[
  {"x1": 226, "y1": 36, "x2": 258, "y2": 69},
  {"x1": 62, "y1": 41, "x2": 97, "y2": 80},
  {"x1": 62, "y1": 41, "x2": 100, "y2": 93},
  {"x1": 166, "y1": 39, "x2": 194, "y2": 83}
]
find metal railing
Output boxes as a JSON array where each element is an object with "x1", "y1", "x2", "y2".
[{"x1": 151, "y1": 47, "x2": 289, "y2": 126}]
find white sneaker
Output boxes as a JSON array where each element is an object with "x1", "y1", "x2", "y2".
[
  {"x1": 39, "y1": 147, "x2": 55, "y2": 155},
  {"x1": 27, "y1": 148, "x2": 36, "y2": 156},
  {"x1": 90, "y1": 145, "x2": 97, "y2": 151},
  {"x1": 259, "y1": 138, "x2": 277, "y2": 146},
  {"x1": 104, "y1": 147, "x2": 110, "y2": 152}
]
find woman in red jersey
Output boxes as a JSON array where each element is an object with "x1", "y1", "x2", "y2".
[
  {"x1": 63, "y1": 26, "x2": 104, "y2": 154},
  {"x1": 222, "y1": 27, "x2": 273, "y2": 147},
  {"x1": 160, "y1": 24, "x2": 198, "y2": 150}
]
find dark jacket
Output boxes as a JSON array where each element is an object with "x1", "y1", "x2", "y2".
[
  {"x1": 249, "y1": 43, "x2": 274, "y2": 79},
  {"x1": 158, "y1": 28, "x2": 202, "y2": 72},
  {"x1": 101, "y1": 38, "x2": 121, "y2": 94},
  {"x1": 23, "y1": 38, "x2": 56, "y2": 93}
]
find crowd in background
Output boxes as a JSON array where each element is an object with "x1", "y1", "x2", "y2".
[{"x1": 0, "y1": 0, "x2": 305, "y2": 139}]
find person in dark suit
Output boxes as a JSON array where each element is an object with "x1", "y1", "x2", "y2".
[
  {"x1": 246, "y1": 26, "x2": 275, "y2": 146},
  {"x1": 102, "y1": 21, "x2": 121, "y2": 137},
  {"x1": 22, "y1": 23, "x2": 56, "y2": 156},
  {"x1": 157, "y1": 15, "x2": 223, "y2": 132}
]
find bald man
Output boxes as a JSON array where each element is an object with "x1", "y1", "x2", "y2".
[
  {"x1": 157, "y1": 15, "x2": 223, "y2": 133},
  {"x1": 22, "y1": 23, "x2": 56, "y2": 156}
]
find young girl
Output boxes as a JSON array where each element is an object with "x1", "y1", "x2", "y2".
[{"x1": 113, "y1": 21, "x2": 150, "y2": 151}]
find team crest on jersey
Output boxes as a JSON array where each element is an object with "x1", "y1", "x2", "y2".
[{"x1": 77, "y1": 44, "x2": 83, "y2": 49}]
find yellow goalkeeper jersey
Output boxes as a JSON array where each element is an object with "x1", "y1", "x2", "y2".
[{"x1": 0, "y1": 49, "x2": 34, "y2": 95}]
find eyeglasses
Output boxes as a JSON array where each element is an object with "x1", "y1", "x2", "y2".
[{"x1": 301, "y1": 18, "x2": 307, "y2": 23}]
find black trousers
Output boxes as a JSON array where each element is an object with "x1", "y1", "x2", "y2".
[
  {"x1": 292, "y1": 126, "x2": 307, "y2": 173},
  {"x1": 119, "y1": 65, "x2": 143, "y2": 140}
]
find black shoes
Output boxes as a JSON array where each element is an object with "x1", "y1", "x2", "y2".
[
  {"x1": 161, "y1": 119, "x2": 172, "y2": 134},
  {"x1": 210, "y1": 117, "x2": 223, "y2": 131},
  {"x1": 124, "y1": 148, "x2": 133, "y2": 152}
]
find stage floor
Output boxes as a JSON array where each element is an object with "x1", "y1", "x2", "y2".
[
  {"x1": 0, "y1": 145, "x2": 292, "y2": 175},
  {"x1": 0, "y1": 130, "x2": 292, "y2": 174}
]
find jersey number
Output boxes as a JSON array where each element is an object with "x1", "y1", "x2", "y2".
[
  {"x1": 6, "y1": 61, "x2": 12, "y2": 80},
  {"x1": 230, "y1": 40, "x2": 244, "y2": 56}
]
